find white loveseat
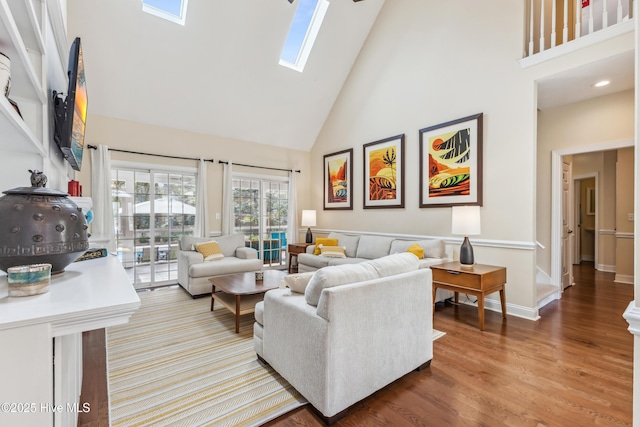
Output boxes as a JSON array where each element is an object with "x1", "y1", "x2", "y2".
[
  {"x1": 177, "y1": 233, "x2": 263, "y2": 296},
  {"x1": 297, "y1": 232, "x2": 452, "y2": 272},
  {"x1": 253, "y1": 253, "x2": 433, "y2": 423}
]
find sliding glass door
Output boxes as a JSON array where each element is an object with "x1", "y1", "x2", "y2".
[
  {"x1": 112, "y1": 166, "x2": 197, "y2": 288},
  {"x1": 233, "y1": 175, "x2": 288, "y2": 267}
]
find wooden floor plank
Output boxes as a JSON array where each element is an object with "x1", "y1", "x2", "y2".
[{"x1": 78, "y1": 263, "x2": 633, "y2": 427}]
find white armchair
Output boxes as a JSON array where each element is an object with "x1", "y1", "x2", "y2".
[{"x1": 177, "y1": 233, "x2": 263, "y2": 296}]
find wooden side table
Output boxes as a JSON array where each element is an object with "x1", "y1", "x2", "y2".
[
  {"x1": 431, "y1": 262, "x2": 507, "y2": 331},
  {"x1": 287, "y1": 243, "x2": 312, "y2": 273}
]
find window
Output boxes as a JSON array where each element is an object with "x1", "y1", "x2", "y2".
[
  {"x1": 142, "y1": 0, "x2": 189, "y2": 26},
  {"x1": 280, "y1": 0, "x2": 329, "y2": 72},
  {"x1": 112, "y1": 166, "x2": 197, "y2": 288},
  {"x1": 233, "y1": 175, "x2": 289, "y2": 267}
]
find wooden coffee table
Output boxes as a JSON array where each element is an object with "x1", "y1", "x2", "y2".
[{"x1": 209, "y1": 270, "x2": 287, "y2": 333}]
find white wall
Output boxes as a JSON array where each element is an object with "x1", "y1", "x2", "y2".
[
  {"x1": 77, "y1": 115, "x2": 311, "y2": 240},
  {"x1": 616, "y1": 147, "x2": 634, "y2": 283},
  {"x1": 572, "y1": 151, "x2": 618, "y2": 271},
  {"x1": 311, "y1": 0, "x2": 538, "y2": 317},
  {"x1": 537, "y1": 90, "x2": 634, "y2": 276}
]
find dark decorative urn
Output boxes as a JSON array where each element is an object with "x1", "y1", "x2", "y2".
[{"x1": 0, "y1": 170, "x2": 89, "y2": 274}]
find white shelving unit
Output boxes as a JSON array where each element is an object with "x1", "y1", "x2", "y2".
[
  {"x1": 0, "y1": 0, "x2": 47, "y2": 156},
  {"x1": 0, "y1": 256, "x2": 140, "y2": 427}
]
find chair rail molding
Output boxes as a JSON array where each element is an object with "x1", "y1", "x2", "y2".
[
  {"x1": 311, "y1": 229, "x2": 537, "y2": 251},
  {"x1": 615, "y1": 231, "x2": 635, "y2": 239}
]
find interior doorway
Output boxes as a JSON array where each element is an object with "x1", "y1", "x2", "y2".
[
  {"x1": 573, "y1": 176, "x2": 597, "y2": 266},
  {"x1": 549, "y1": 139, "x2": 633, "y2": 301}
]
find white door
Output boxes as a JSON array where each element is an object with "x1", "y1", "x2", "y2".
[
  {"x1": 112, "y1": 167, "x2": 197, "y2": 288},
  {"x1": 232, "y1": 175, "x2": 289, "y2": 267},
  {"x1": 573, "y1": 179, "x2": 582, "y2": 264},
  {"x1": 561, "y1": 160, "x2": 574, "y2": 289}
]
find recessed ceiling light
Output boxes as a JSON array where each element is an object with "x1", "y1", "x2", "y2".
[{"x1": 593, "y1": 80, "x2": 610, "y2": 88}]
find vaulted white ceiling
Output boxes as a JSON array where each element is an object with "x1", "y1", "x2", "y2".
[{"x1": 66, "y1": 0, "x2": 385, "y2": 151}]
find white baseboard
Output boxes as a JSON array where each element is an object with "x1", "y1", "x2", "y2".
[
  {"x1": 614, "y1": 274, "x2": 634, "y2": 284},
  {"x1": 537, "y1": 291, "x2": 559, "y2": 310},
  {"x1": 597, "y1": 264, "x2": 616, "y2": 272},
  {"x1": 456, "y1": 295, "x2": 539, "y2": 321}
]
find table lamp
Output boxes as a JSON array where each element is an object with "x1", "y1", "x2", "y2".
[
  {"x1": 451, "y1": 205, "x2": 481, "y2": 266},
  {"x1": 301, "y1": 210, "x2": 316, "y2": 243}
]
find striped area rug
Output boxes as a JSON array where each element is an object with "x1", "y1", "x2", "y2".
[{"x1": 106, "y1": 287, "x2": 306, "y2": 427}]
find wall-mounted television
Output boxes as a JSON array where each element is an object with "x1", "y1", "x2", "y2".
[{"x1": 53, "y1": 37, "x2": 87, "y2": 171}]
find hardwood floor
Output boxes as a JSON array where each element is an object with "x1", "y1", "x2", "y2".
[
  {"x1": 78, "y1": 263, "x2": 633, "y2": 427},
  {"x1": 77, "y1": 329, "x2": 109, "y2": 427}
]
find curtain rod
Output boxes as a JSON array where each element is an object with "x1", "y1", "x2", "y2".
[
  {"x1": 218, "y1": 160, "x2": 301, "y2": 173},
  {"x1": 87, "y1": 145, "x2": 214, "y2": 162}
]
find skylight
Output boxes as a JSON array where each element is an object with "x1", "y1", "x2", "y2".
[
  {"x1": 142, "y1": 0, "x2": 189, "y2": 26},
  {"x1": 280, "y1": 0, "x2": 329, "y2": 72}
]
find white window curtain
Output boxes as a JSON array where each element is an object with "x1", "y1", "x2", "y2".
[
  {"x1": 90, "y1": 144, "x2": 116, "y2": 253},
  {"x1": 193, "y1": 158, "x2": 209, "y2": 238},
  {"x1": 221, "y1": 162, "x2": 233, "y2": 235},
  {"x1": 286, "y1": 170, "x2": 298, "y2": 246}
]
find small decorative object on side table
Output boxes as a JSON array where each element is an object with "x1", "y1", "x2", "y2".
[
  {"x1": 287, "y1": 243, "x2": 312, "y2": 273},
  {"x1": 431, "y1": 262, "x2": 507, "y2": 331},
  {"x1": 7, "y1": 263, "x2": 52, "y2": 297}
]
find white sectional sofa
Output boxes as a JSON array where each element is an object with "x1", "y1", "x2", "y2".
[
  {"x1": 297, "y1": 232, "x2": 453, "y2": 272},
  {"x1": 253, "y1": 253, "x2": 433, "y2": 424},
  {"x1": 177, "y1": 233, "x2": 263, "y2": 296}
]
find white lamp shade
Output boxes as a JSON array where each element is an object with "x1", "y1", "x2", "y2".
[
  {"x1": 301, "y1": 210, "x2": 316, "y2": 227},
  {"x1": 451, "y1": 205, "x2": 481, "y2": 236}
]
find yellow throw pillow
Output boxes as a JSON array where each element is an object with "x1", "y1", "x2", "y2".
[
  {"x1": 319, "y1": 245, "x2": 346, "y2": 258},
  {"x1": 313, "y1": 238, "x2": 339, "y2": 255},
  {"x1": 406, "y1": 243, "x2": 425, "y2": 259},
  {"x1": 195, "y1": 241, "x2": 224, "y2": 261}
]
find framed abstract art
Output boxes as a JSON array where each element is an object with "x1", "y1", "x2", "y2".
[
  {"x1": 419, "y1": 113, "x2": 483, "y2": 207},
  {"x1": 323, "y1": 148, "x2": 353, "y2": 210},
  {"x1": 363, "y1": 134, "x2": 405, "y2": 209}
]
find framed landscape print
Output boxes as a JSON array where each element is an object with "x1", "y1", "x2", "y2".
[
  {"x1": 363, "y1": 134, "x2": 405, "y2": 209},
  {"x1": 419, "y1": 113, "x2": 483, "y2": 208},
  {"x1": 323, "y1": 148, "x2": 353, "y2": 210}
]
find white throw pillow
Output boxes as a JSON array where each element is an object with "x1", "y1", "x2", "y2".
[
  {"x1": 319, "y1": 245, "x2": 347, "y2": 258},
  {"x1": 283, "y1": 272, "x2": 315, "y2": 294}
]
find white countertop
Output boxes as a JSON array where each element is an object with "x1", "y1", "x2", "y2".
[{"x1": 0, "y1": 255, "x2": 140, "y2": 336}]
